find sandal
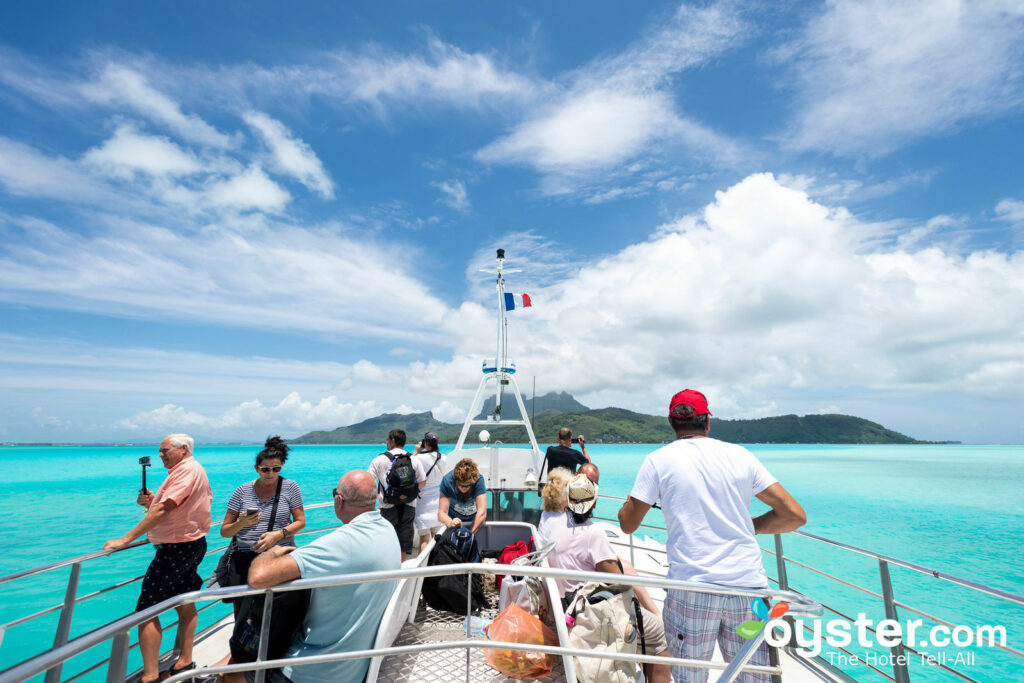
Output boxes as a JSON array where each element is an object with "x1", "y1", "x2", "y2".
[{"x1": 160, "y1": 662, "x2": 196, "y2": 681}]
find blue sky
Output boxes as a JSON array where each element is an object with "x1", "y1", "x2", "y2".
[{"x1": 0, "y1": 1, "x2": 1022, "y2": 444}]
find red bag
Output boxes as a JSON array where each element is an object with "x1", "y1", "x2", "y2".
[
  {"x1": 484, "y1": 602, "x2": 558, "y2": 679},
  {"x1": 497, "y1": 539, "x2": 532, "y2": 591}
]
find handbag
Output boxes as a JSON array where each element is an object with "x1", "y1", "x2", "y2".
[{"x1": 565, "y1": 581, "x2": 646, "y2": 683}]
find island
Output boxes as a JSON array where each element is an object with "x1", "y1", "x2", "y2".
[{"x1": 291, "y1": 392, "x2": 944, "y2": 445}]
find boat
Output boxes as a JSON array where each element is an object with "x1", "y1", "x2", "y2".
[{"x1": 1, "y1": 250, "x2": 1021, "y2": 683}]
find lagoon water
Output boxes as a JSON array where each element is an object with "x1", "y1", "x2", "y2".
[{"x1": 2, "y1": 443, "x2": 1022, "y2": 681}]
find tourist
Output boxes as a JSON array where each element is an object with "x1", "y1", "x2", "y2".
[
  {"x1": 549, "y1": 474, "x2": 670, "y2": 683},
  {"x1": 437, "y1": 457, "x2": 487, "y2": 533},
  {"x1": 618, "y1": 389, "x2": 807, "y2": 682},
  {"x1": 219, "y1": 436, "x2": 305, "y2": 605},
  {"x1": 536, "y1": 466, "x2": 572, "y2": 545},
  {"x1": 102, "y1": 434, "x2": 212, "y2": 683},
  {"x1": 542, "y1": 427, "x2": 590, "y2": 475},
  {"x1": 247, "y1": 470, "x2": 400, "y2": 683},
  {"x1": 412, "y1": 431, "x2": 446, "y2": 553},
  {"x1": 368, "y1": 429, "x2": 426, "y2": 561}
]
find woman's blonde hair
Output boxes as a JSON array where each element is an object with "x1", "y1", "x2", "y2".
[
  {"x1": 453, "y1": 458, "x2": 479, "y2": 485},
  {"x1": 541, "y1": 467, "x2": 572, "y2": 512}
]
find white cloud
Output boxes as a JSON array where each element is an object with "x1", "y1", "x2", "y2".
[
  {"x1": 781, "y1": 0, "x2": 1024, "y2": 155},
  {"x1": 435, "y1": 173, "x2": 1024, "y2": 423},
  {"x1": 115, "y1": 392, "x2": 386, "y2": 434},
  {"x1": 81, "y1": 63, "x2": 233, "y2": 147},
  {"x1": 433, "y1": 179, "x2": 469, "y2": 211},
  {"x1": 83, "y1": 124, "x2": 201, "y2": 178},
  {"x1": 431, "y1": 400, "x2": 466, "y2": 423},
  {"x1": 203, "y1": 165, "x2": 291, "y2": 212},
  {"x1": 476, "y1": 2, "x2": 747, "y2": 194},
  {"x1": 339, "y1": 38, "x2": 538, "y2": 110},
  {"x1": 0, "y1": 137, "x2": 113, "y2": 201},
  {"x1": 243, "y1": 111, "x2": 334, "y2": 198},
  {"x1": 0, "y1": 217, "x2": 450, "y2": 341},
  {"x1": 995, "y1": 198, "x2": 1024, "y2": 225}
]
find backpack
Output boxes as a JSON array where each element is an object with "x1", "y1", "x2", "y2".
[
  {"x1": 422, "y1": 527, "x2": 485, "y2": 614},
  {"x1": 565, "y1": 582, "x2": 646, "y2": 683},
  {"x1": 380, "y1": 451, "x2": 419, "y2": 505}
]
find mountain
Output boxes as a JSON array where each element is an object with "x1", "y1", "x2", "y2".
[
  {"x1": 292, "y1": 411, "x2": 448, "y2": 445},
  {"x1": 475, "y1": 391, "x2": 589, "y2": 420},
  {"x1": 291, "y1": 398, "x2": 934, "y2": 445}
]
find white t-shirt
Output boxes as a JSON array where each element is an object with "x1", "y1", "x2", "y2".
[
  {"x1": 546, "y1": 515, "x2": 618, "y2": 596},
  {"x1": 368, "y1": 448, "x2": 426, "y2": 509},
  {"x1": 630, "y1": 437, "x2": 777, "y2": 588},
  {"x1": 536, "y1": 510, "x2": 568, "y2": 547}
]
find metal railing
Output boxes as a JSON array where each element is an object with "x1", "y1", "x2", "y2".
[
  {"x1": 0, "y1": 502, "x2": 340, "y2": 683},
  {"x1": 3, "y1": 494, "x2": 1021, "y2": 683},
  {"x1": 595, "y1": 494, "x2": 1024, "y2": 683},
  {"x1": 0, "y1": 563, "x2": 821, "y2": 683}
]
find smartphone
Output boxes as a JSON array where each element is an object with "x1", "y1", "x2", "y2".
[{"x1": 245, "y1": 507, "x2": 259, "y2": 516}]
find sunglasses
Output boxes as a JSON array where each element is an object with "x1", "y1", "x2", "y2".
[
  {"x1": 331, "y1": 488, "x2": 345, "y2": 503},
  {"x1": 259, "y1": 466, "x2": 283, "y2": 473}
]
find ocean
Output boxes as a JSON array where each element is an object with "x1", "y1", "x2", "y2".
[{"x1": 2, "y1": 443, "x2": 1021, "y2": 682}]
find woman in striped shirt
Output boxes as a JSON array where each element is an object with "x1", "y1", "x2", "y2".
[{"x1": 220, "y1": 436, "x2": 305, "y2": 556}]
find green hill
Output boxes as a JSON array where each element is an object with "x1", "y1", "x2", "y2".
[{"x1": 291, "y1": 401, "x2": 931, "y2": 445}]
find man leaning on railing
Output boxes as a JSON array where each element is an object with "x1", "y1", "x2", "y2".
[
  {"x1": 618, "y1": 389, "x2": 807, "y2": 683},
  {"x1": 102, "y1": 433, "x2": 213, "y2": 683}
]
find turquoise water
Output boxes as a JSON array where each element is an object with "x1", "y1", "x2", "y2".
[{"x1": 2, "y1": 443, "x2": 1022, "y2": 681}]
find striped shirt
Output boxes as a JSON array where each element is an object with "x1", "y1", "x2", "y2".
[{"x1": 226, "y1": 478, "x2": 304, "y2": 549}]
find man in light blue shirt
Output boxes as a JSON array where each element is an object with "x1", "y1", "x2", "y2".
[{"x1": 249, "y1": 469, "x2": 400, "y2": 683}]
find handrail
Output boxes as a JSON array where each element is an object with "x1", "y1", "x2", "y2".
[
  {"x1": 596, "y1": 494, "x2": 1024, "y2": 607},
  {"x1": 0, "y1": 563, "x2": 820, "y2": 683},
  {"x1": 0, "y1": 501, "x2": 337, "y2": 587}
]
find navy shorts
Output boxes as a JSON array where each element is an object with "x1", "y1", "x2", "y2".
[
  {"x1": 136, "y1": 537, "x2": 207, "y2": 612},
  {"x1": 381, "y1": 505, "x2": 416, "y2": 553}
]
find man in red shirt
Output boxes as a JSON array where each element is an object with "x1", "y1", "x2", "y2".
[{"x1": 104, "y1": 434, "x2": 212, "y2": 683}]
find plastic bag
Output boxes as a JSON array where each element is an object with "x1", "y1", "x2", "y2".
[{"x1": 484, "y1": 602, "x2": 558, "y2": 679}]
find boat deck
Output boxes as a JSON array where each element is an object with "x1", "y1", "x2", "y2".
[{"x1": 378, "y1": 592, "x2": 566, "y2": 682}]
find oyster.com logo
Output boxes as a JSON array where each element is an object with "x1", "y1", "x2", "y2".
[{"x1": 738, "y1": 599, "x2": 789, "y2": 639}]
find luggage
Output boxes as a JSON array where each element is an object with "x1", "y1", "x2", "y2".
[
  {"x1": 496, "y1": 539, "x2": 532, "y2": 592},
  {"x1": 422, "y1": 527, "x2": 485, "y2": 614},
  {"x1": 565, "y1": 582, "x2": 645, "y2": 683}
]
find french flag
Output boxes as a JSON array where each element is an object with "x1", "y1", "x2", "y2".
[{"x1": 504, "y1": 292, "x2": 532, "y2": 310}]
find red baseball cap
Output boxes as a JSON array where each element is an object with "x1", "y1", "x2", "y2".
[{"x1": 669, "y1": 389, "x2": 711, "y2": 418}]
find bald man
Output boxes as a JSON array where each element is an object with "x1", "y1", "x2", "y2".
[
  {"x1": 580, "y1": 462, "x2": 599, "y2": 484},
  {"x1": 247, "y1": 470, "x2": 400, "y2": 683}
]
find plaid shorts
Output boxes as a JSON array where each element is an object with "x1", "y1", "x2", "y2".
[{"x1": 663, "y1": 590, "x2": 770, "y2": 683}]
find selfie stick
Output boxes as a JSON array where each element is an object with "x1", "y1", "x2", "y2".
[{"x1": 139, "y1": 456, "x2": 151, "y2": 493}]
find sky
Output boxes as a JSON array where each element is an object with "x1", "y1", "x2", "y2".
[{"x1": 0, "y1": 1, "x2": 1022, "y2": 444}]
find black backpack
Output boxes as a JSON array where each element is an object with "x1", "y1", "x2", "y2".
[
  {"x1": 380, "y1": 451, "x2": 419, "y2": 505},
  {"x1": 422, "y1": 527, "x2": 485, "y2": 614}
]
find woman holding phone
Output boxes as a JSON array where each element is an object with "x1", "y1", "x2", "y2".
[{"x1": 220, "y1": 436, "x2": 305, "y2": 578}]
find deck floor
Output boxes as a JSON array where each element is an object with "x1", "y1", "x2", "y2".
[{"x1": 377, "y1": 592, "x2": 566, "y2": 683}]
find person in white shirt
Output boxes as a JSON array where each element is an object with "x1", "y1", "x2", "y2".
[
  {"x1": 368, "y1": 429, "x2": 426, "y2": 562},
  {"x1": 536, "y1": 466, "x2": 572, "y2": 546},
  {"x1": 412, "y1": 431, "x2": 447, "y2": 553},
  {"x1": 618, "y1": 389, "x2": 807, "y2": 683},
  {"x1": 548, "y1": 474, "x2": 670, "y2": 683}
]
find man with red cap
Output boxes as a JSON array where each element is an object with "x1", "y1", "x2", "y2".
[{"x1": 618, "y1": 389, "x2": 806, "y2": 683}]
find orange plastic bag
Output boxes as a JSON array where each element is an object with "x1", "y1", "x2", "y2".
[{"x1": 484, "y1": 602, "x2": 558, "y2": 679}]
